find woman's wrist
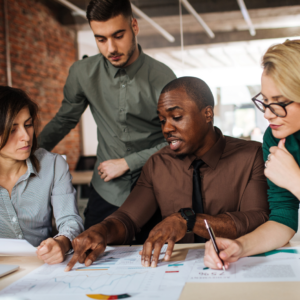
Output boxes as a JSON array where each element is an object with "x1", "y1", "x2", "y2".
[
  {"x1": 55, "y1": 236, "x2": 71, "y2": 254},
  {"x1": 235, "y1": 236, "x2": 248, "y2": 258}
]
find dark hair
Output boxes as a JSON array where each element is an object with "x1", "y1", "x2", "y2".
[
  {"x1": 161, "y1": 77, "x2": 215, "y2": 111},
  {"x1": 0, "y1": 86, "x2": 40, "y2": 172},
  {"x1": 86, "y1": 0, "x2": 133, "y2": 23}
]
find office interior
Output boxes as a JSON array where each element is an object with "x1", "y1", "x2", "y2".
[{"x1": 1, "y1": 0, "x2": 300, "y2": 233}]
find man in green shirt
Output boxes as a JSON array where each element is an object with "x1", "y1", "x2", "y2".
[{"x1": 38, "y1": 0, "x2": 176, "y2": 230}]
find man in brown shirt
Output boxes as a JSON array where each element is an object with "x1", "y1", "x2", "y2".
[{"x1": 66, "y1": 77, "x2": 269, "y2": 271}]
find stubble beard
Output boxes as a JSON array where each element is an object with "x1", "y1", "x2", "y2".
[{"x1": 110, "y1": 30, "x2": 137, "y2": 68}]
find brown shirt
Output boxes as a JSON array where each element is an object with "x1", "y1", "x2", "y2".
[{"x1": 106, "y1": 127, "x2": 269, "y2": 244}]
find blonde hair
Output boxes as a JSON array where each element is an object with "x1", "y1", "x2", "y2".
[{"x1": 262, "y1": 39, "x2": 300, "y2": 103}]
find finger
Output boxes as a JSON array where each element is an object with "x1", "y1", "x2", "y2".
[
  {"x1": 142, "y1": 241, "x2": 154, "y2": 267},
  {"x1": 164, "y1": 240, "x2": 175, "y2": 261},
  {"x1": 78, "y1": 252, "x2": 87, "y2": 264},
  {"x1": 40, "y1": 252, "x2": 57, "y2": 261},
  {"x1": 44, "y1": 253, "x2": 62, "y2": 264},
  {"x1": 85, "y1": 244, "x2": 106, "y2": 266},
  {"x1": 104, "y1": 176, "x2": 112, "y2": 182},
  {"x1": 151, "y1": 241, "x2": 164, "y2": 268},
  {"x1": 65, "y1": 245, "x2": 89, "y2": 272},
  {"x1": 204, "y1": 253, "x2": 219, "y2": 269},
  {"x1": 278, "y1": 138, "x2": 287, "y2": 151},
  {"x1": 269, "y1": 146, "x2": 278, "y2": 154},
  {"x1": 37, "y1": 240, "x2": 46, "y2": 249},
  {"x1": 219, "y1": 243, "x2": 240, "y2": 261},
  {"x1": 45, "y1": 256, "x2": 63, "y2": 265},
  {"x1": 139, "y1": 250, "x2": 142, "y2": 255},
  {"x1": 204, "y1": 241, "x2": 223, "y2": 269},
  {"x1": 47, "y1": 258, "x2": 64, "y2": 265},
  {"x1": 65, "y1": 253, "x2": 81, "y2": 272},
  {"x1": 37, "y1": 244, "x2": 51, "y2": 256}
]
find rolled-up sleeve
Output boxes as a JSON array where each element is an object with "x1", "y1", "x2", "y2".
[
  {"x1": 52, "y1": 154, "x2": 84, "y2": 242},
  {"x1": 105, "y1": 157, "x2": 158, "y2": 244},
  {"x1": 226, "y1": 147, "x2": 270, "y2": 237}
]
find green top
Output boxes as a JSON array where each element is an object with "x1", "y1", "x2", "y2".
[
  {"x1": 38, "y1": 45, "x2": 176, "y2": 206},
  {"x1": 263, "y1": 127, "x2": 300, "y2": 232}
]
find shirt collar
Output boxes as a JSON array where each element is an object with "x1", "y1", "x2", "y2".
[
  {"x1": 25, "y1": 157, "x2": 39, "y2": 178},
  {"x1": 183, "y1": 127, "x2": 226, "y2": 170},
  {"x1": 105, "y1": 44, "x2": 145, "y2": 80},
  {"x1": 199, "y1": 127, "x2": 226, "y2": 170}
]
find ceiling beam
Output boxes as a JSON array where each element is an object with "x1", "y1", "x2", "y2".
[
  {"x1": 237, "y1": 0, "x2": 256, "y2": 36},
  {"x1": 138, "y1": 26, "x2": 300, "y2": 49},
  {"x1": 180, "y1": 0, "x2": 215, "y2": 38}
]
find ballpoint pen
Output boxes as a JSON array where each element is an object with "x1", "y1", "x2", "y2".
[{"x1": 204, "y1": 219, "x2": 226, "y2": 271}]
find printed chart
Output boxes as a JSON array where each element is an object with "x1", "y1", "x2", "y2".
[
  {"x1": 0, "y1": 245, "x2": 187, "y2": 300},
  {"x1": 2, "y1": 246, "x2": 300, "y2": 300}
]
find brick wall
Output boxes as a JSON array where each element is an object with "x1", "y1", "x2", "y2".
[
  {"x1": 0, "y1": 0, "x2": 7, "y2": 85},
  {"x1": 0, "y1": 0, "x2": 81, "y2": 170}
]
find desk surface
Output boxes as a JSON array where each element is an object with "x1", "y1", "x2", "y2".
[
  {"x1": 70, "y1": 171, "x2": 93, "y2": 185},
  {"x1": 1, "y1": 242, "x2": 300, "y2": 299}
]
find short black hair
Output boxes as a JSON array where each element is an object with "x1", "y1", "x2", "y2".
[
  {"x1": 161, "y1": 77, "x2": 215, "y2": 111},
  {"x1": 87, "y1": 0, "x2": 133, "y2": 23}
]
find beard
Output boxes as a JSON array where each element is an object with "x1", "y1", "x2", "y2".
[{"x1": 108, "y1": 29, "x2": 137, "y2": 68}]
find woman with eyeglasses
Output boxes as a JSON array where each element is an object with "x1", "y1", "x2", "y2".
[
  {"x1": 0, "y1": 86, "x2": 84, "y2": 264},
  {"x1": 204, "y1": 39, "x2": 300, "y2": 270}
]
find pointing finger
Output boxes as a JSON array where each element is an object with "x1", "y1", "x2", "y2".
[{"x1": 164, "y1": 240, "x2": 175, "y2": 261}]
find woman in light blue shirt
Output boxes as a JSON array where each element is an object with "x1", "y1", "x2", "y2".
[{"x1": 0, "y1": 86, "x2": 84, "y2": 264}]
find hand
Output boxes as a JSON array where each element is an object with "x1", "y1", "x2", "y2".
[
  {"x1": 139, "y1": 213, "x2": 187, "y2": 268},
  {"x1": 265, "y1": 139, "x2": 300, "y2": 196},
  {"x1": 204, "y1": 238, "x2": 243, "y2": 270},
  {"x1": 64, "y1": 224, "x2": 108, "y2": 272},
  {"x1": 36, "y1": 236, "x2": 71, "y2": 265},
  {"x1": 98, "y1": 158, "x2": 130, "y2": 182}
]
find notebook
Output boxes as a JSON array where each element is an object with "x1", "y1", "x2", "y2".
[{"x1": 0, "y1": 264, "x2": 19, "y2": 277}]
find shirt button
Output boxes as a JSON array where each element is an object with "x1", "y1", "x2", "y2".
[
  {"x1": 12, "y1": 217, "x2": 16, "y2": 222},
  {"x1": 122, "y1": 84, "x2": 126, "y2": 88},
  {"x1": 18, "y1": 235, "x2": 22, "y2": 239},
  {"x1": 120, "y1": 108, "x2": 124, "y2": 112}
]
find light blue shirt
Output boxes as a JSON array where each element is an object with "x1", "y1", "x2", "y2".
[{"x1": 0, "y1": 148, "x2": 84, "y2": 246}]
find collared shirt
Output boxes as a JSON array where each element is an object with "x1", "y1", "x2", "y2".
[
  {"x1": 0, "y1": 148, "x2": 84, "y2": 247},
  {"x1": 38, "y1": 45, "x2": 176, "y2": 206},
  {"x1": 263, "y1": 127, "x2": 300, "y2": 232},
  {"x1": 106, "y1": 127, "x2": 269, "y2": 243}
]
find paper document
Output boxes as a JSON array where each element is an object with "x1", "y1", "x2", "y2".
[
  {"x1": 0, "y1": 238, "x2": 36, "y2": 256},
  {"x1": 0, "y1": 245, "x2": 188, "y2": 300},
  {"x1": 2, "y1": 245, "x2": 300, "y2": 300},
  {"x1": 186, "y1": 247, "x2": 300, "y2": 283}
]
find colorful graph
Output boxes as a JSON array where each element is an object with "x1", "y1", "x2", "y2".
[{"x1": 86, "y1": 294, "x2": 134, "y2": 299}]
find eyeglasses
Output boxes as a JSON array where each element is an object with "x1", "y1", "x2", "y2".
[{"x1": 251, "y1": 93, "x2": 293, "y2": 118}]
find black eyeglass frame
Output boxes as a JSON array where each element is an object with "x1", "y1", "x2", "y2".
[{"x1": 251, "y1": 92, "x2": 294, "y2": 118}]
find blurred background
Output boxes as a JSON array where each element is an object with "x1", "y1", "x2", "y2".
[{"x1": 1, "y1": 0, "x2": 300, "y2": 168}]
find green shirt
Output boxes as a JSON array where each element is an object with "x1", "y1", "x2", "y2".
[
  {"x1": 263, "y1": 127, "x2": 300, "y2": 232},
  {"x1": 38, "y1": 45, "x2": 176, "y2": 206}
]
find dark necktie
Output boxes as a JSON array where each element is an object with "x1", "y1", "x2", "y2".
[{"x1": 192, "y1": 159, "x2": 206, "y2": 243}]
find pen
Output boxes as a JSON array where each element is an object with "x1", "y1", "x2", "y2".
[{"x1": 204, "y1": 219, "x2": 226, "y2": 271}]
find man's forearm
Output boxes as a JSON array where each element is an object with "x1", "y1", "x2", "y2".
[
  {"x1": 193, "y1": 214, "x2": 237, "y2": 239},
  {"x1": 100, "y1": 218, "x2": 127, "y2": 245}
]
